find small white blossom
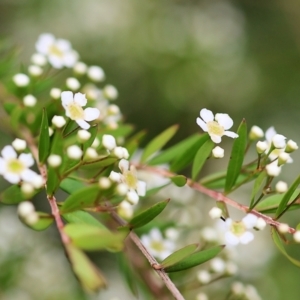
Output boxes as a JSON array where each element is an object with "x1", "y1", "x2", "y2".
[
  {"x1": 255, "y1": 218, "x2": 267, "y2": 231},
  {"x1": 266, "y1": 161, "x2": 281, "y2": 177},
  {"x1": 23, "y1": 94, "x2": 37, "y2": 107},
  {"x1": 47, "y1": 154, "x2": 62, "y2": 168},
  {"x1": 102, "y1": 134, "x2": 116, "y2": 150},
  {"x1": 52, "y1": 115, "x2": 66, "y2": 128},
  {"x1": 278, "y1": 223, "x2": 289, "y2": 233},
  {"x1": 196, "y1": 108, "x2": 238, "y2": 143},
  {"x1": 141, "y1": 228, "x2": 175, "y2": 261},
  {"x1": 286, "y1": 139, "x2": 298, "y2": 153},
  {"x1": 35, "y1": 33, "x2": 78, "y2": 69},
  {"x1": 31, "y1": 53, "x2": 47, "y2": 66},
  {"x1": 98, "y1": 177, "x2": 111, "y2": 189},
  {"x1": 61, "y1": 91, "x2": 100, "y2": 130},
  {"x1": 77, "y1": 130, "x2": 91, "y2": 143},
  {"x1": 275, "y1": 181, "x2": 288, "y2": 193},
  {"x1": 272, "y1": 134, "x2": 286, "y2": 149},
  {"x1": 67, "y1": 145, "x2": 83, "y2": 160},
  {"x1": 224, "y1": 214, "x2": 258, "y2": 246},
  {"x1": 103, "y1": 84, "x2": 118, "y2": 100},
  {"x1": 256, "y1": 141, "x2": 268, "y2": 154},
  {"x1": 13, "y1": 73, "x2": 30, "y2": 87},
  {"x1": 249, "y1": 125, "x2": 264, "y2": 140},
  {"x1": 12, "y1": 138, "x2": 26, "y2": 151},
  {"x1": 116, "y1": 182, "x2": 128, "y2": 196},
  {"x1": 293, "y1": 231, "x2": 300, "y2": 243},
  {"x1": 212, "y1": 146, "x2": 224, "y2": 158},
  {"x1": 197, "y1": 270, "x2": 211, "y2": 284},
  {"x1": 0, "y1": 145, "x2": 38, "y2": 184},
  {"x1": 50, "y1": 88, "x2": 61, "y2": 99},
  {"x1": 209, "y1": 207, "x2": 222, "y2": 219},
  {"x1": 87, "y1": 65, "x2": 105, "y2": 82},
  {"x1": 66, "y1": 77, "x2": 81, "y2": 91},
  {"x1": 28, "y1": 65, "x2": 43, "y2": 77},
  {"x1": 73, "y1": 61, "x2": 87, "y2": 75}
]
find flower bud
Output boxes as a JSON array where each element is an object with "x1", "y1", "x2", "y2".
[
  {"x1": 272, "y1": 134, "x2": 286, "y2": 149},
  {"x1": 293, "y1": 231, "x2": 300, "y2": 243},
  {"x1": 102, "y1": 134, "x2": 116, "y2": 150},
  {"x1": 87, "y1": 66, "x2": 105, "y2": 82},
  {"x1": 103, "y1": 84, "x2": 118, "y2": 100},
  {"x1": 66, "y1": 77, "x2": 80, "y2": 91},
  {"x1": 208, "y1": 207, "x2": 222, "y2": 219},
  {"x1": 67, "y1": 145, "x2": 83, "y2": 160},
  {"x1": 249, "y1": 125, "x2": 264, "y2": 140},
  {"x1": 77, "y1": 130, "x2": 91, "y2": 143},
  {"x1": 52, "y1": 115, "x2": 66, "y2": 128},
  {"x1": 266, "y1": 162, "x2": 281, "y2": 177},
  {"x1": 256, "y1": 141, "x2": 268, "y2": 154},
  {"x1": 278, "y1": 223, "x2": 289, "y2": 233},
  {"x1": 31, "y1": 53, "x2": 47, "y2": 66},
  {"x1": 254, "y1": 218, "x2": 267, "y2": 230},
  {"x1": 118, "y1": 200, "x2": 133, "y2": 219},
  {"x1": 73, "y1": 61, "x2": 87, "y2": 75},
  {"x1": 12, "y1": 138, "x2": 27, "y2": 151},
  {"x1": 197, "y1": 270, "x2": 211, "y2": 284},
  {"x1": 275, "y1": 181, "x2": 288, "y2": 193},
  {"x1": 278, "y1": 152, "x2": 290, "y2": 166},
  {"x1": 50, "y1": 88, "x2": 61, "y2": 99},
  {"x1": 212, "y1": 146, "x2": 224, "y2": 158},
  {"x1": 84, "y1": 147, "x2": 98, "y2": 159},
  {"x1": 23, "y1": 94, "x2": 37, "y2": 107},
  {"x1": 98, "y1": 177, "x2": 111, "y2": 189},
  {"x1": 13, "y1": 73, "x2": 30, "y2": 87},
  {"x1": 285, "y1": 139, "x2": 298, "y2": 153},
  {"x1": 47, "y1": 154, "x2": 62, "y2": 168}
]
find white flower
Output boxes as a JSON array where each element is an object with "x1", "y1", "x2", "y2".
[
  {"x1": 87, "y1": 66, "x2": 105, "y2": 82},
  {"x1": 249, "y1": 125, "x2": 264, "y2": 140},
  {"x1": 196, "y1": 108, "x2": 238, "y2": 143},
  {"x1": 35, "y1": 33, "x2": 78, "y2": 69},
  {"x1": 23, "y1": 95, "x2": 37, "y2": 107},
  {"x1": 212, "y1": 146, "x2": 224, "y2": 158},
  {"x1": 224, "y1": 214, "x2": 258, "y2": 246},
  {"x1": 13, "y1": 73, "x2": 30, "y2": 87},
  {"x1": 109, "y1": 159, "x2": 146, "y2": 204},
  {"x1": 0, "y1": 146, "x2": 38, "y2": 184},
  {"x1": 141, "y1": 228, "x2": 175, "y2": 261},
  {"x1": 61, "y1": 91, "x2": 100, "y2": 130},
  {"x1": 12, "y1": 138, "x2": 27, "y2": 151},
  {"x1": 272, "y1": 134, "x2": 286, "y2": 149}
]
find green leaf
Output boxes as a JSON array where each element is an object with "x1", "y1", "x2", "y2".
[
  {"x1": 65, "y1": 244, "x2": 107, "y2": 292},
  {"x1": 145, "y1": 183, "x2": 170, "y2": 197},
  {"x1": 249, "y1": 171, "x2": 267, "y2": 208},
  {"x1": 276, "y1": 175, "x2": 300, "y2": 218},
  {"x1": 38, "y1": 108, "x2": 50, "y2": 164},
  {"x1": 171, "y1": 134, "x2": 210, "y2": 172},
  {"x1": 224, "y1": 119, "x2": 247, "y2": 194},
  {"x1": 164, "y1": 245, "x2": 224, "y2": 272},
  {"x1": 64, "y1": 223, "x2": 126, "y2": 251},
  {"x1": 216, "y1": 202, "x2": 229, "y2": 219},
  {"x1": 148, "y1": 134, "x2": 202, "y2": 166},
  {"x1": 0, "y1": 185, "x2": 26, "y2": 204},
  {"x1": 271, "y1": 228, "x2": 300, "y2": 267},
  {"x1": 26, "y1": 212, "x2": 54, "y2": 231},
  {"x1": 60, "y1": 184, "x2": 102, "y2": 213},
  {"x1": 83, "y1": 125, "x2": 98, "y2": 152},
  {"x1": 63, "y1": 210, "x2": 108, "y2": 230},
  {"x1": 170, "y1": 175, "x2": 187, "y2": 187},
  {"x1": 125, "y1": 130, "x2": 147, "y2": 157},
  {"x1": 192, "y1": 139, "x2": 214, "y2": 180},
  {"x1": 46, "y1": 167, "x2": 60, "y2": 196},
  {"x1": 161, "y1": 244, "x2": 199, "y2": 268},
  {"x1": 11, "y1": 105, "x2": 23, "y2": 130},
  {"x1": 60, "y1": 177, "x2": 86, "y2": 194},
  {"x1": 129, "y1": 199, "x2": 169, "y2": 229},
  {"x1": 141, "y1": 125, "x2": 179, "y2": 163}
]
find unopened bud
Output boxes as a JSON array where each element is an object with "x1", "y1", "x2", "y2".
[{"x1": 249, "y1": 125, "x2": 264, "y2": 140}]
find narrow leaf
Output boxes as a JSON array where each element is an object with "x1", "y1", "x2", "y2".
[
  {"x1": 0, "y1": 185, "x2": 38, "y2": 204},
  {"x1": 192, "y1": 139, "x2": 214, "y2": 180},
  {"x1": 164, "y1": 245, "x2": 224, "y2": 272},
  {"x1": 46, "y1": 167, "x2": 60, "y2": 196},
  {"x1": 25, "y1": 212, "x2": 54, "y2": 231},
  {"x1": 38, "y1": 108, "x2": 50, "y2": 163},
  {"x1": 276, "y1": 175, "x2": 300, "y2": 218},
  {"x1": 129, "y1": 199, "x2": 169, "y2": 229},
  {"x1": 224, "y1": 119, "x2": 247, "y2": 194},
  {"x1": 171, "y1": 175, "x2": 187, "y2": 187},
  {"x1": 60, "y1": 178, "x2": 86, "y2": 194},
  {"x1": 65, "y1": 244, "x2": 107, "y2": 292},
  {"x1": 141, "y1": 124, "x2": 179, "y2": 163},
  {"x1": 83, "y1": 125, "x2": 98, "y2": 152},
  {"x1": 161, "y1": 244, "x2": 199, "y2": 268},
  {"x1": 271, "y1": 228, "x2": 300, "y2": 267},
  {"x1": 249, "y1": 171, "x2": 267, "y2": 208}
]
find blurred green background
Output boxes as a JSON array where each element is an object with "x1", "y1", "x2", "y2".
[{"x1": 0, "y1": 0, "x2": 300, "y2": 299}]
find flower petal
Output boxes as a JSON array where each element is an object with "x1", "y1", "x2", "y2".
[
  {"x1": 19, "y1": 153, "x2": 34, "y2": 168},
  {"x1": 21, "y1": 169, "x2": 39, "y2": 183},
  {"x1": 224, "y1": 231, "x2": 239, "y2": 245},
  {"x1": 74, "y1": 92, "x2": 87, "y2": 106},
  {"x1": 119, "y1": 159, "x2": 129, "y2": 172},
  {"x1": 215, "y1": 113, "x2": 233, "y2": 130},
  {"x1": 265, "y1": 126, "x2": 276, "y2": 143},
  {"x1": 200, "y1": 109, "x2": 214, "y2": 122},
  {"x1": 239, "y1": 232, "x2": 254, "y2": 244},
  {"x1": 209, "y1": 134, "x2": 222, "y2": 144},
  {"x1": 137, "y1": 180, "x2": 146, "y2": 196},
  {"x1": 223, "y1": 131, "x2": 239, "y2": 139},
  {"x1": 1, "y1": 145, "x2": 17, "y2": 160},
  {"x1": 242, "y1": 214, "x2": 258, "y2": 228},
  {"x1": 196, "y1": 118, "x2": 208, "y2": 132},
  {"x1": 76, "y1": 119, "x2": 90, "y2": 130},
  {"x1": 84, "y1": 107, "x2": 100, "y2": 121},
  {"x1": 4, "y1": 173, "x2": 20, "y2": 184},
  {"x1": 61, "y1": 91, "x2": 74, "y2": 108},
  {"x1": 0, "y1": 158, "x2": 6, "y2": 174}
]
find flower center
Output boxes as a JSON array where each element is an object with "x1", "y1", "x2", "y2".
[
  {"x1": 230, "y1": 221, "x2": 246, "y2": 237},
  {"x1": 207, "y1": 121, "x2": 224, "y2": 136},
  {"x1": 49, "y1": 45, "x2": 64, "y2": 58},
  {"x1": 123, "y1": 169, "x2": 138, "y2": 190},
  {"x1": 68, "y1": 103, "x2": 84, "y2": 120},
  {"x1": 7, "y1": 158, "x2": 25, "y2": 174},
  {"x1": 150, "y1": 240, "x2": 165, "y2": 252}
]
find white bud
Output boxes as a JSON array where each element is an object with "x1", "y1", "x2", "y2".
[
  {"x1": 48, "y1": 127, "x2": 54, "y2": 136},
  {"x1": 52, "y1": 115, "x2": 66, "y2": 128},
  {"x1": 210, "y1": 257, "x2": 225, "y2": 273},
  {"x1": 255, "y1": 218, "x2": 267, "y2": 230},
  {"x1": 77, "y1": 130, "x2": 91, "y2": 142},
  {"x1": 113, "y1": 146, "x2": 129, "y2": 159},
  {"x1": 102, "y1": 134, "x2": 116, "y2": 150},
  {"x1": 87, "y1": 66, "x2": 105, "y2": 82},
  {"x1": 21, "y1": 182, "x2": 35, "y2": 197},
  {"x1": 197, "y1": 270, "x2": 211, "y2": 284},
  {"x1": 91, "y1": 137, "x2": 100, "y2": 148},
  {"x1": 201, "y1": 227, "x2": 218, "y2": 242},
  {"x1": 256, "y1": 141, "x2": 268, "y2": 154},
  {"x1": 249, "y1": 125, "x2": 264, "y2": 140},
  {"x1": 107, "y1": 121, "x2": 118, "y2": 130},
  {"x1": 25, "y1": 212, "x2": 39, "y2": 225},
  {"x1": 109, "y1": 171, "x2": 121, "y2": 182},
  {"x1": 275, "y1": 181, "x2": 288, "y2": 193},
  {"x1": 18, "y1": 201, "x2": 35, "y2": 218},
  {"x1": 67, "y1": 145, "x2": 83, "y2": 160},
  {"x1": 85, "y1": 147, "x2": 98, "y2": 159},
  {"x1": 225, "y1": 261, "x2": 238, "y2": 275},
  {"x1": 47, "y1": 154, "x2": 62, "y2": 168},
  {"x1": 12, "y1": 138, "x2": 27, "y2": 151},
  {"x1": 107, "y1": 104, "x2": 120, "y2": 115},
  {"x1": 165, "y1": 228, "x2": 179, "y2": 241},
  {"x1": 293, "y1": 231, "x2": 300, "y2": 243},
  {"x1": 266, "y1": 162, "x2": 281, "y2": 177},
  {"x1": 103, "y1": 85, "x2": 118, "y2": 100},
  {"x1": 286, "y1": 139, "x2": 298, "y2": 153},
  {"x1": 31, "y1": 53, "x2": 47, "y2": 66},
  {"x1": 50, "y1": 88, "x2": 61, "y2": 99},
  {"x1": 116, "y1": 183, "x2": 128, "y2": 196},
  {"x1": 278, "y1": 152, "x2": 290, "y2": 166},
  {"x1": 212, "y1": 146, "x2": 224, "y2": 158},
  {"x1": 66, "y1": 77, "x2": 81, "y2": 91},
  {"x1": 13, "y1": 73, "x2": 30, "y2": 87},
  {"x1": 208, "y1": 207, "x2": 222, "y2": 219},
  {"x1": 73, "y1": 61, "x2": 87, "y2": 75},
  {"x1": 126, "y1": 190, "x2": 139, "y2": 205},
  {"x1": 98, "y1": 177, "x2": 111, "y2": 189},
  {"x1": 28, "y1": 65, "x2": 43, "y2": 77},
  {"x1": 272, "y1": 134, "x2": 286, "y2": 149},
  {"x1": 118, "y1": 200, "x2": 133, "y2": 219},
  {"x1": 23, "y1": 94, "x2": 37, "y2": 107},
  {"x1": 196, "y1": 293, "x2": 208, "y2": 300},
  {"x1": 32, "y1": 175, "x2": 44, "y2": 189},
  {"x1": 278, "y1": 223, "x2": 289, "y2": 233},
  {"x1": 231, "y1": 282, "x2": 245, "y2": 295}
]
